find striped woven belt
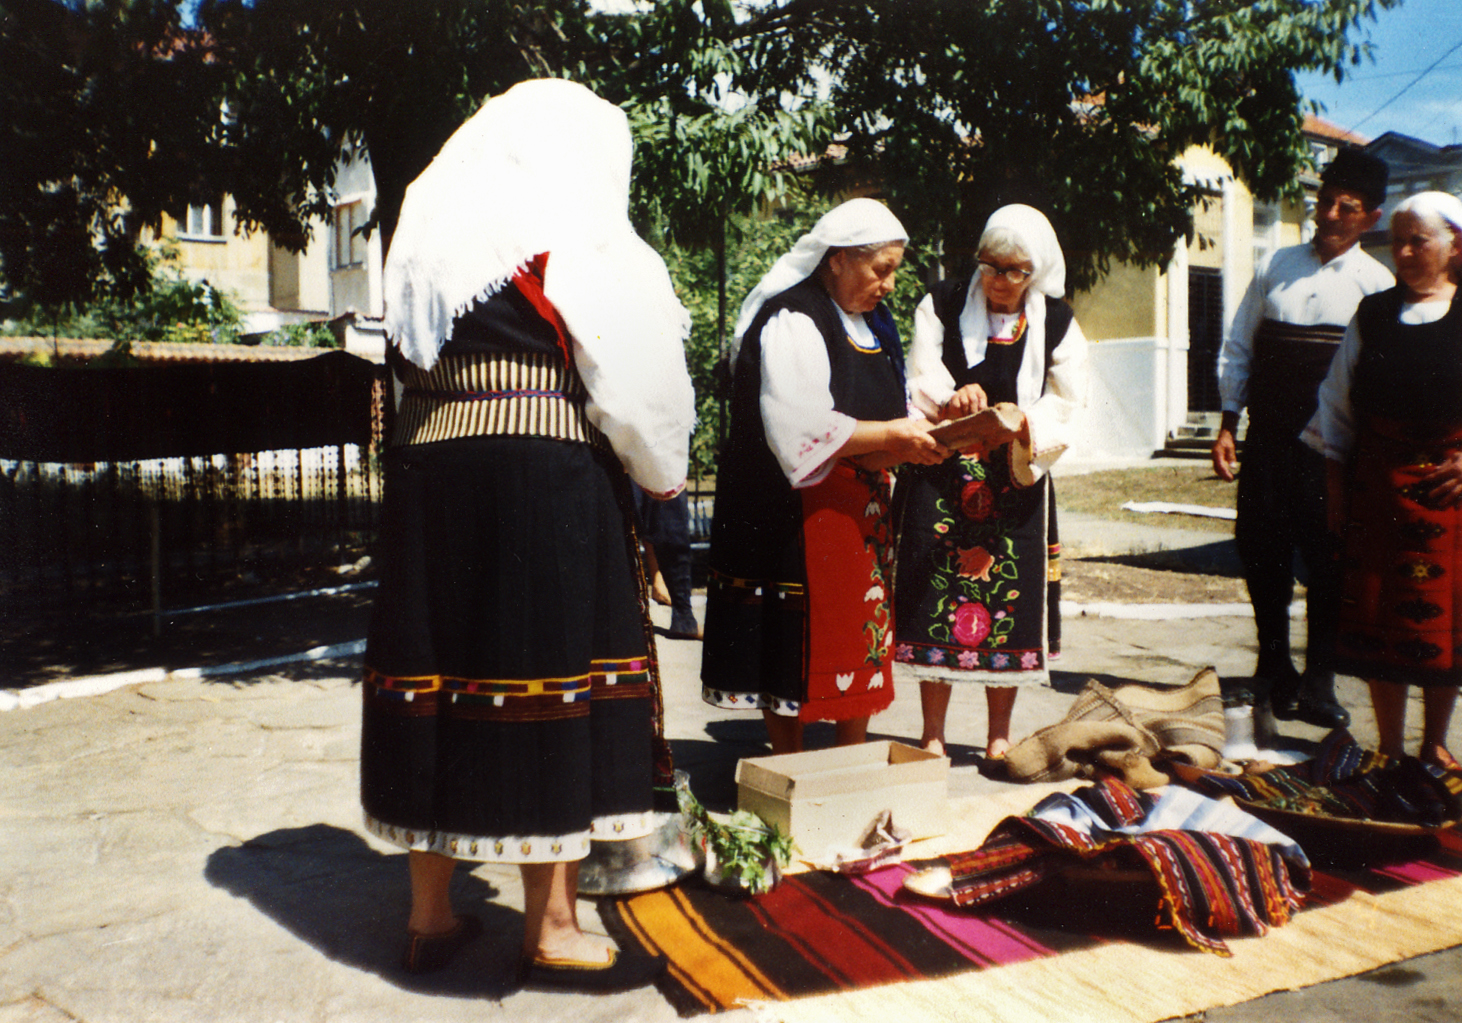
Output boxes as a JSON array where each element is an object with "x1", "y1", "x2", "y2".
[{"x1": 392, "y1": 351, "x2": 608, "y2": 449}]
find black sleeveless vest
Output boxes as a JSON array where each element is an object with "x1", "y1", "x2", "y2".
[
  {"x1": 928, "y1": 274, "x2": 1072, "y2": 402},
  {"x1": 1352, "y1": 286, "x2": 1462, "y2": 428}
]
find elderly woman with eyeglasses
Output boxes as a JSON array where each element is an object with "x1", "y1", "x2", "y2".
[{"x1": 892, "y1": 204, "x2": 1089, "y2": 763}]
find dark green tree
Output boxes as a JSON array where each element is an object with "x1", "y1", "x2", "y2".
[
  {"x1": 731, "y1": 0, "x2": 1403, "y2": 287},
  {"x1": 0, "y1": 0, "x2": 231, "y2": 314}
]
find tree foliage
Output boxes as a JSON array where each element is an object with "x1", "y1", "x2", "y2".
[
  {"x1": 731, "y1": 0, "x2": 1401, "y2": 287},
  {"x1": 0, "y1": 0, "x2": 232, "y2": 313},
  {"x1": 2, "y1": 0, "x2": 1403, "y2": 316}
]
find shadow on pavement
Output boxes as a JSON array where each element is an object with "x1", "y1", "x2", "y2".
[{"x1": 204, "y1": 823, "x2": 522, "y2": 998}]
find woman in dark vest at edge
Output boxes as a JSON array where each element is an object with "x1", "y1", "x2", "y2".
[
  {"x1": 893, "y1": 204, "x2": 1089, "y2": 763},
  {"x1": 701, "y1": 199, "x2": 950, "y2": 756},
  {"x1": 1307, "y1": 191, "x2": 1462, "y2": 771},
  {"x1": 360, "y1": 80, "x2": 694, "y2": 990}
]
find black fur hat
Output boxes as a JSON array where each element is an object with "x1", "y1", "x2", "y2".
[{"x1": 1321, "y1": 149, "x2": 1389, "y2": 209}]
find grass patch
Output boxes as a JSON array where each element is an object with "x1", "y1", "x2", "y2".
[{"x1": 1055, "y1": 461, "x2": 1236, "y2": 534}]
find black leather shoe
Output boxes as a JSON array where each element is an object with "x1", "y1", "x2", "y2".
[
  {"x1": 1261, "y1": 665, "x2": 1304, "y2": 719},
  {"x1": 401, "y1": 914, "x2": 483, "y2": 974},
  {"x1": 1286, "y1": 672, "x2": 1351, "y2": 729},
  {"x1": 521, "y1": 948, "x2": 667, "y2": 992},
  {"x1": 1292, "y1": 693, "x2": 1351, "y2": 729}
]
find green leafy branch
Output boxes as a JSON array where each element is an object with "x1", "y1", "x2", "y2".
[{"x1": 678, "y1": 783, "x2": 795, "y2": 895}]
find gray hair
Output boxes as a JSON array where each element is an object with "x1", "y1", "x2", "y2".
[
  {"x1": 976, "y1": 226, "x2": 1031, "y2": 265},
  {"x1": 1393, "y1": 191, "x2": 1462, "y2": 242}
]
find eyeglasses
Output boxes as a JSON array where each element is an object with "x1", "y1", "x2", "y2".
[
  {"x1": 977, "y1": 261, "x2": 1033, "y2": 285},
  {"x1": 1316, "y1": 196, "x2": 1368, "y2": 217}
]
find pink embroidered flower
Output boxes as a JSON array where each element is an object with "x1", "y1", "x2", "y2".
[
  {"x1": 896, "y1": 643, "x2": 914, "y2": 661},
  {"x1": 934, "y1": 522, "x2": 950, "y2": 534},
  {"x1": 927, "y1": 648, "x2": 946, "y2": 665},
  {"x1": 957, "y1": 650, "x2": 979, "y2": 669},
  {"x1": 952, "y1": 603, "x2": 992, "y2": 646},
  {"x1": 1021, "y1": 651, "x2": 1040, "y2": 669},
  {"x1": 992, "y1": 653, "x2": 1009, "y2": 668},
  {"x1": 960, "y1": 481, "x2": 994, "y2": 520},
  {"x1": 957, "y1": 546, "x2": 995, "y2": 581}
]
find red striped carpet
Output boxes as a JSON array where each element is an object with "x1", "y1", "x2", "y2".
[{"x1": 601, "y1": 828, "x2": 1462, "y2": 1017}]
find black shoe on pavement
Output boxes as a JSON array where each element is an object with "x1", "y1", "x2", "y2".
[
  {"x1": 1260, "y1": 664, "x2": 1303, "y2": 720},
  {"x1": 1283, "y1": 672, "x2": 1351, "y2": 730}
]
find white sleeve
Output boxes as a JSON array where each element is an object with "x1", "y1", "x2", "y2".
[
  {"x1": 906, "y1": 294, "x2": 956, "y2": 419},
  {"x1": 567, "y1": 249, "x2": 695, "y2": 499},
  {"x1": 1019, "y1": 316, "x2": 1090, "y2": 483},
  {"x1": 1302, "y1": 316, "x2": 1361, "y2": 461},
  {"x1": 758, "y1": 309, "x2": 857, "y2": 488},
  {"x1": 1217, "y1": 257, "x2": 1268, "y2": 414}
]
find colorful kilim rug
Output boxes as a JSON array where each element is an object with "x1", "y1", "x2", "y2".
[{"x1": 600, "y1": 826, "x2": 1462, "y2": 1018}]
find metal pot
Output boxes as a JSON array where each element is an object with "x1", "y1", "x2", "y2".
[{"x1": 576, "y1": 811, "x2": 702, "y2": 896}]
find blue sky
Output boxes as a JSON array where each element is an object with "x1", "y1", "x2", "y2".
[{"x1": 1296, "y1": 0, "x2": 1462, "y2": 146}]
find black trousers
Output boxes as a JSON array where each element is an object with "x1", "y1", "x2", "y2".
[{"x1": 1234, "y1": 426, "x2": 1342, "y2": 678}]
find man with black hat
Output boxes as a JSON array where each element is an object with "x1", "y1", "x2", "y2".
[{"x1": 1211, "y1": 148, "x2": 1393, "y2": 729}]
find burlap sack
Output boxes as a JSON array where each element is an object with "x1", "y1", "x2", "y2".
[{"x1": 1006, "y1": 667, "x2": 1226, "y2": 788}]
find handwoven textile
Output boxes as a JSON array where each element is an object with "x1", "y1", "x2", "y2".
[
  {"x1": 1175, "y1": 728, "x2": 1462, "y2": 827},
  {"x1": 600, "y1": 812, "x2": 1461, "y2": 1015},
  {"x1": 944, "y1": 777, "x2": 1310, "y2": 955}
]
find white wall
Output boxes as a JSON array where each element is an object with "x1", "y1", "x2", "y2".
[{"x1": 1065, "y1": 337, "x2": 1170, "y2": 466}]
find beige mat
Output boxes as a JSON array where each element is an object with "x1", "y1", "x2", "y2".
[{"x1": 757, "y1": 785, "x2": 1462, "y2": 1023}]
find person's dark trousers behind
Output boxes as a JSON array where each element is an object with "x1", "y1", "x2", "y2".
[
  {"x1": 1235, "y1": 428, "x2": 1349, "y2": 728},
  {"x1": 635, "y1": 486, "x2": 699, "y2": 639}
]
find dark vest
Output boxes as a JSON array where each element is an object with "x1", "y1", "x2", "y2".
[
  {"x1": 928, "y1": 274, "x2": 1072, "y2": 402},
  {"x1": 1352, "y1": 286, "x2": 1462, "y2": 429},
  {"x1": 725, "y1": 275, "x2": 908, "y2": 478}
]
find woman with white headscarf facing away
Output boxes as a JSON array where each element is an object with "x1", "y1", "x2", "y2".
[
  {"x1": 701, "y1": 198, "x2": 949, "y2": 756},
  {"x1": 1305, "y1": 191, "x2": 1462, "y2": 771},
  {"x1": 893, "y1": 204, "x2": 1089, "y2": 763},
  {"x1": 360, "y1": 79, "x2": 693, "y2": 990}
]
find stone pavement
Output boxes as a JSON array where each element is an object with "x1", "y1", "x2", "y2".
[{"x1": 1, "y1": 510, "x2": 1459, "y2": 1023}]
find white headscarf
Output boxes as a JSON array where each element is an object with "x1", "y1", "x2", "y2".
[
  {"x1": 383, "y1": 78, "x2": 694, "y2": 496},
  {"x1": 954, "y1": 204, "x2": 1076, "y2": 422},
  {"x1": 979, "y1": 204, "x2": 1066, "y2": 299},
  {"x1": 1393, "y1": 190, "x2": 1462, "y2": 242},
  {"x1": 731, "y1": 197, "x2": 908, "y2": 360},
  {"x1": 383, "y1": 78, "x2": 691, "y2": 372}
]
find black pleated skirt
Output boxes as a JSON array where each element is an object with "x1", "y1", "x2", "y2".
[{"x1": 359, "y1": 435, "x2": 660, "y2": 863}]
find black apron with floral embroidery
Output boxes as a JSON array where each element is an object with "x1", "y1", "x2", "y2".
[{"x1": 892, "y1": 280, "x2": 1067, "y2": 684}]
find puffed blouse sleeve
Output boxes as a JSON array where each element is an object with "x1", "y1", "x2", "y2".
[
  {"x1": 562, "y1": 250, "x2": 696, "y2": 500},
  {"x1": 758, "y1": 308, "x2": 857, "y2": 488},
  {"x1": 906, "y1": 293, "x2": 956, "y2": 419},
  {"x1": 1301, "y1": 316, "x2": 1361, "y2": 462},
  {"x1": 1018, "y1": 312, "x2": 1089, "y2": 484}
]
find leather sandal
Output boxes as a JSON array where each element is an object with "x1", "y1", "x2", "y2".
[
  {"x1": 401, "y1": 914, "x2": 483, "y2": 974},
  {"x1": 520, "y1": 947, "x2": 667, "y2": 992},
  {"x1": 1424, "y1": 747, "x2": 1462, "y2": 774}
]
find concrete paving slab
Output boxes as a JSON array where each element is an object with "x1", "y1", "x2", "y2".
[{"x1": 0, "y1": 511, "x2": 1458, "y2": 1022}]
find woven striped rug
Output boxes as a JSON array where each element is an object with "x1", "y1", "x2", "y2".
[{"x1": 601, "y1": 820, "x2": 1462, "y2": 1019}]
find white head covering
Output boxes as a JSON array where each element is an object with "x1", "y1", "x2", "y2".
[
  {"x1": 978, "y1": 204, "x2": 1065, "y2": 299},
  {"x1": 1393, "y1": 190, "x2": 1462, "y2": 243},
  {"x1": 731, "y1": 197, "x2": 908, "y2": 360},
  {"x1": 383, "y1": 78, "x2": 690, "y2": 371}
]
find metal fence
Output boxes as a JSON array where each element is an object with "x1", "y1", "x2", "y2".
[
  {"x1": 0, "y1": 445, "x2": 381, "y2": 615},
  {"x1": 0, "y1": 352, "x2": 387, "y2": 618}
]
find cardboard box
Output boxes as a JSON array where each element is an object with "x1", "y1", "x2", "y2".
[{"x1": 736, "y1": 740, "x2": 949, "y2": 858}]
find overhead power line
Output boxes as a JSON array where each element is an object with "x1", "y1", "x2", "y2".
[{"x1": 1348, "y1": 36, "x2": 1462, "y2": 134}]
